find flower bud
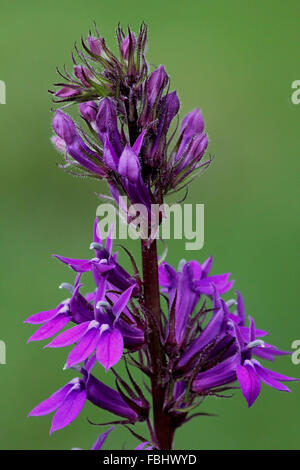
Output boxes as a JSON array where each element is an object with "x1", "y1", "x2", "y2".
[
  {"x1": 121, "y1": 32, "x2": 137, "y2": 60},
  {"x1": 53, "y1": 110, "x2": 77, "y2": 145}
]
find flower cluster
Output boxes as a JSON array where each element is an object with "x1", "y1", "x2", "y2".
[
  {"x1": 26, "y1": 23, "x2": 297, "y2": 450},
  {"x1": 26, "y1": 219, "x2": 297, "y2": 442}
]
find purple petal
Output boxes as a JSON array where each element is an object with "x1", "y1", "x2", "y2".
[
  {"x1": 96, "y1": 327, "x2": 124, "y2": 371},
  {"x1": 27, "y1": 314, "x2": 69, "y2": 342},
  {"x1": 178, "y1": 307, "x2": 226, "y2": 367},
  {"x1": 67, "y1": 327, "x2": 100, "y2": 368},
  {"x1": 236, "y1": 291, "x2": 246, "y2": 325},
  {"x1": 118, "y1": 145, "x2": 141, "y2": 182},
  {"x1": 91, "y1": 426, "x2": 115, "y2": 450},
  {"x1": 55, "y1": 87, "x2": 81, "y2": 98},
  {"x1": 50, "y1": 388, "x2": 87, "y2": 434},
  {"x1": 201, "y1": 256, "x2": 213, "y2": 277},
  {"x1": 253, "y1": 362, "x2": 292, "y2": 392},
  {"x1": 105, "y1": 224, "x2": 114, "y2": 255},
  {"x1": 158, "y1": 262, "x2": 178, "y2": 290},
  {"x1": 236, "y1": 362, "x2": 261, "y2": 407},
  {"x1": 45, "y1": 321, "x2": 91, "y2": 348}
]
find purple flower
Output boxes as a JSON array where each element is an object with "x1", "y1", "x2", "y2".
[
  {"x1": 28, "y1": 377, "x2": 87, "y2": 434},
  {"x1": 121, "y1": 32, "x2": 137, "y2": 60}
]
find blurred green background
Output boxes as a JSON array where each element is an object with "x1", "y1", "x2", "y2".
[{"x1": 0, "y1": 0, "x2": 299, "y2": 450}]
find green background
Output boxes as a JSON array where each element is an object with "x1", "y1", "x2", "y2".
[{"x1": 0, "y1": 0, "x2": 299, "y2": 450}]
